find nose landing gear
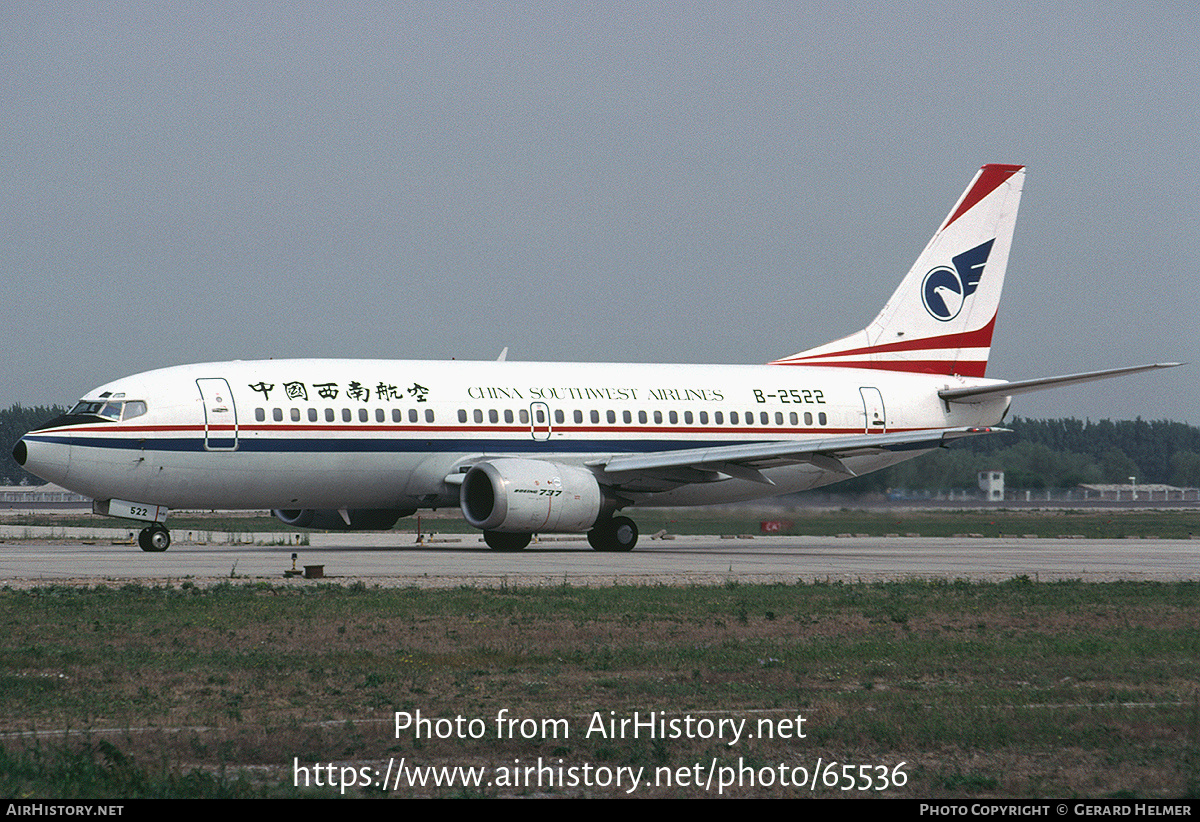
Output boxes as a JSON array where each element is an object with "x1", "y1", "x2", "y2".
[{"x1": 138, "y1": 524, "x2": 172, "y2": 552}]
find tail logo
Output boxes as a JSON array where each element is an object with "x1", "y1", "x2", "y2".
[{"x1": 920, "y1": 239, "x2": 995, "y2": 322}]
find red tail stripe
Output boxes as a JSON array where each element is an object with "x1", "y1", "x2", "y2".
[
  {"x1": 772, "y1": 359, "x2": 989, "y2": 377},
  {"x1": 944, "y1": 164, "x2": 1023, "y2": 229},
  {"x1": 772, "y1": 315, "x2": 997, "y2": 363}
]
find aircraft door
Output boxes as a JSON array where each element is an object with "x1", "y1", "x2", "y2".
[
  {"x1": 196, "y1": 378, "x2": 239, "y2": 451},
  {"x1": 859, "y1": 387, "x2": 886, "y2": 433},
  {"x1": 530, "y1": 402, "x2": 552, "y2": 441}
]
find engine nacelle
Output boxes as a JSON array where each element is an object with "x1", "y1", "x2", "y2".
[
  {"x1": 460, "y1": 458, "x2": 603, "y2": 533},
  {"x1": 272, "y1": 507, "x2": 415, "y2": 531}
]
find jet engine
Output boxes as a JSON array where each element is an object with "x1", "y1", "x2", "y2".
[
  {"x1": 272, "y1": 508, "x2": 415, "y2": 531},
  {"x1": 460, "y1": 458, "x2": 603, "y2": 533}
]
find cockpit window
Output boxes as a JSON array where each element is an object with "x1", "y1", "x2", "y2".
[
  {"x1": 67, "y1": 399, "x2": 148, "y2": 421},
  {"x1": 69, "y1": 401, "x2": 104, "y2": 416}
]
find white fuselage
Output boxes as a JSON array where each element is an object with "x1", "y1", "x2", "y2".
[
  {"x1": 15, "y1": 166, "x2": 1177, "y2": 552},
  {"x1": 20, "y1": 358, "x2": 1008, "y2": 512}
]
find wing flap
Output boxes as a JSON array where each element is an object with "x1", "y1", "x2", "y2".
[{"x1": 590, "y1": 427, "x2": 1004, "y2": 486}]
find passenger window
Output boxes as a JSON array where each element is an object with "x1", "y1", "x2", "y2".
[
  {"x1": 623, "y1": 410, "x2": 632, "y2": 424},
  {"x1": 669, "y1": 411, "x2": 678, "y2": 424},
  {"x1": 376, "y1": 409, "x2": 385, "y2": 423},
  {"x1": 760, "y1": 412, "x2": 769, "y2": 425},
  {"x1": 699, "y1": 411, "x2": 708, "y2": 424},
  {"x1": 425, "y1": 409, "x2": 435, "y2": 423},
  {"x1": 819, "y1": 412, "x2": 827, "y2": 425},
  {"x1": 504, "y1": 409, "x2": 514, "y2": 424},
  {"x1": 393, "y1": 409, "x2": 403, "y2": 423},
  {"x1": 325, "y1": 408, "x2": 335, "y2": 422},
  {"x1": 574, "y1": 410, "x2": 583, "y2": 424},
  {"x1": 359, "y1": 409, "x2": 369, "y2": 423},
  {"x1": 555, "y1": 410, "x2": 565, "y2": 424},
  {"x1": 273, "y1": 408, "x2": 283, "y2": 422},
  {"x1": 607, "y1": 410, "x2": 616, "y2": 424},
  {"x1": 473, "y1": 409, "x2": 483, "y2": 424},
  {"x1": 684, "y1": 411, "x2": 693, "y2": 425},
  {"x1": 458, "y1": 409, "x2": 467, "y2": 423},
  {"x1": 804, "y1": 412, "x2": 813, "y2": 425},
  {"x1": 342, "y1": 409, "x2": 352, "y2": 423},
  {"x1": 490, "y1": 409, "x2": 500, "y2": 424},
  {"x1": 789, "y1": 412, "x2": 798, "y2": 426},
  {"x1": 714, "y1": 411, "x2": 723, "y2": 424},
  {"x1": 519, "y1": 409, "x2": 529, "y2": 424},
  {"x1": 309, "y1": 408, "x2": 319, "y2": 422},
  {"x1": 255, "y1": 408, "x2": 265, "y2": 422},
  {"x1": 590, "y1": 410, "x2": 600, "y2": 424},
  {"x1": 291, "y1": 408, "x2": 301, "y2": 422},
  {"x1": 638, "y1": 411, "x2": 648, "y2": 424},
  {"x1": 409, "y1": 409, "x2": 419, "y2": 423},
  {"x1": 654, "y1": 411, "x2": 663, "y2": 424},
  {"x1": 730, "y1": 411, "x2": 738, "y2": 424},
  {"x1": 775, "y1": 412, "x2": 783, "y2": 425}
]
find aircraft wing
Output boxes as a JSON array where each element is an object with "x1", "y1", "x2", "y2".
[
  {"x1": 587, "y1": 427, "x2": 1004, "y2": 492},
  {"x1": 938, "y1": 363, "x2": 1183, "y2": 404}
]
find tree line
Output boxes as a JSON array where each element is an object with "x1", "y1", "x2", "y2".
[
  {"x1": 841, "y1": 417, "x2": 1200, "y2": 493},
  {"x1": 1, "y1": 404, "x2": 66, "y2": 485},
  {"x1": 2, "y1": 403, "x2": 1198, "y2": 492}
]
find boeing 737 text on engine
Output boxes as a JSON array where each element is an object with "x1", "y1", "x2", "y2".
[{"x1": 13, "y1": 165, "x2": 1180, "y2": 552}]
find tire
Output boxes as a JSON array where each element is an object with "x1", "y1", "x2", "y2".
[
  {"x1": 609, "y1": 516, "x2": 638, "y2": 551},
  {"x1": 588, "y1": 516, "x2": 638, "y2": 552},
  {"x1": 139, "y1": 525, "x2": 171, "y2": 552},
  {"x1": 483, "y1": 531, "x2": 531, "y2": 551},
  {"x1": 586, "y1": 525, "x2": 608, "y2": 551}
]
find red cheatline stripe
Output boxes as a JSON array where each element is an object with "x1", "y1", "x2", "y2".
[{"x1": 944, "y1": 164, "x2": 1023, "y2": 229}]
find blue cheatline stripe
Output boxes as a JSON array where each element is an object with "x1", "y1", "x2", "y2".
[{"x1": 23, "y1": 433, "x2": 761, "y2": 455}]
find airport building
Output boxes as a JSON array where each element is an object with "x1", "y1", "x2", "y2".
[
  {"x1": 978, "y1": 470, "x2": 1005, "y2": 501},
  {"x1": 0, "y1": 484, "x2": 90, "y2": 507},
  {"x1": 1077, "y1": 483, "x2": 1199, "y2": 502}
]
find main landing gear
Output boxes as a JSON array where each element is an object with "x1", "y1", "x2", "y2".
[
  {"x1": 588, "y1": 516, "x2": 638, "y2": 552},
  {"x1": 138, "y1": 524, "x2": 171, "y2": 552},
  {"x1": 480, "y1": 516, "x2": 640, "y2": 552},
  {"x1": 483, "y1": 531, "x2": 532, "y2": 551}
]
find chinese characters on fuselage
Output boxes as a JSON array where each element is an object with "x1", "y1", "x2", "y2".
[{"x1": 248, "y1": 381, "x2": 431, "y2": 403}]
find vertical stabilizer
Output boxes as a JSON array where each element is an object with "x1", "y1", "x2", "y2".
[{"x1": 771, "y1": 164, "x2": 1025, "y2": 377}]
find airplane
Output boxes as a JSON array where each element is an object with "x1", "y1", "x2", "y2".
[{"x1": 12, "y1": 164, "x2": 1180, "y2": 553}]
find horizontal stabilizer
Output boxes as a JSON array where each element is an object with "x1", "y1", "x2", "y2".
[{"x1": 938, "y1": 363, "x2": 1184, "y2": 404}]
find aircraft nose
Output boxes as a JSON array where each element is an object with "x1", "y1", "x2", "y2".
[{"x1": 13, "y1": 432, "x2": 71, "y2": 486}]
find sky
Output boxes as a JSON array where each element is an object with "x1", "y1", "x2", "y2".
[{"x1": 3, "y1": 2, "x2": 1196, "y2": 421}]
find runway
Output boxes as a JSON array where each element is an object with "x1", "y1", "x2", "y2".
[{"x1": 0, "y1": 533, "x2": 1195, "y2": 587}]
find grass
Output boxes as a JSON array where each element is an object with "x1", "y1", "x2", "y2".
[
  {"x1": 0, "y1": 738, "x2": 300, "y2": 799},
  {"x1": 1, "y1": 578, "x2": 1198, "y2": 797}
]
